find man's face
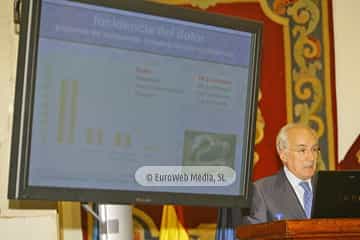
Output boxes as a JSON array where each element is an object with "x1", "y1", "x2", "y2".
[{"x1": 279, "y1": 127, "x2": 319, "y2": 180}]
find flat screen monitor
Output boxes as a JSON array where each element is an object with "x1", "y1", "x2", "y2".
[
  {"x1": 8, "y1": 0, "x2": 262, "y2": 207},
  {"x1": 312, "y1": 170, "x2": 360, "y2": 218}
]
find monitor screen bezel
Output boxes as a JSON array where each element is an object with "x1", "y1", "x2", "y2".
[{"x1": 8, "y1": 0, "x2": 262, "y2": 207}]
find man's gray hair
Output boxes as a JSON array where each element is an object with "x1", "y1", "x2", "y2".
[{"x1": 276, "y1": 122, "x2": 317, "y2": 152}]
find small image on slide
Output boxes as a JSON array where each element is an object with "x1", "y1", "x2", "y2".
[{"x1": 182, "y1": 130, "x2": 236, "y2": 168}]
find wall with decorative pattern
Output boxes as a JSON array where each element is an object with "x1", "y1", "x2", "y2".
[{"x1": 0, "y1": 0, "x2": 359, "y2": 239}]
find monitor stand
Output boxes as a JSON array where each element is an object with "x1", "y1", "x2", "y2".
[{"x1": 82, "y1": 204, "x2": 133, "y2": 240}]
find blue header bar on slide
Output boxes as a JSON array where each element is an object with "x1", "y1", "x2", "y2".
[{"x1": 40, "y1": 1, "x2": 252, "y2": 66}]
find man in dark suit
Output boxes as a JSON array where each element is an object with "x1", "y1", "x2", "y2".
[{"x1": 242, "y1": 123, "x2": 320, "y2": 224}]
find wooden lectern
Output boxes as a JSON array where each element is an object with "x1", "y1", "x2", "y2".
[{"x1": 237, "y1": 218, "x2": 360, "y2": 239}]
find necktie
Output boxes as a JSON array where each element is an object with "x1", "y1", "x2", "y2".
[{"x1": 299, "y1": 181, "x2": 313, "y2": 218}]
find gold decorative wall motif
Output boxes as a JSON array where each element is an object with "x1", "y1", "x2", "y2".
[
  {"x1": 276, "y1": 0, "x2": 335, "y2": 170},
  {"x1": 254, "y1": 91, "x2": 265, "y2": 166}
]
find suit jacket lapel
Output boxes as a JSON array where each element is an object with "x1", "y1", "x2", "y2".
[{"x1": 277, "y1": 170, "x2": 307, "y2": 219}]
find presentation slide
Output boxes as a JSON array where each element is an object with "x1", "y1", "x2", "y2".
[{"x1": 28, "y1": 0, "x2": 253, "y2": 196}]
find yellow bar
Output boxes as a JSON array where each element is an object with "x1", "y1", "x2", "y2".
[
  {"x1": 86, "y1": 128, "x2": 93, "y2": 144},
  {"x1": 125, "y1": 134, "x2": 132, "y2": 147},
  {"x1": 114, "y1": 132, "x2": 121, "y2": 147},
  {"x1": 68, "y1": 80, "x2": 78, "y2": 144}
]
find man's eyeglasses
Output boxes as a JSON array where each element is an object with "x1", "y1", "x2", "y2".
[{"x1": 288, "y1": 146, "x2": 320, "y2": 157}]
